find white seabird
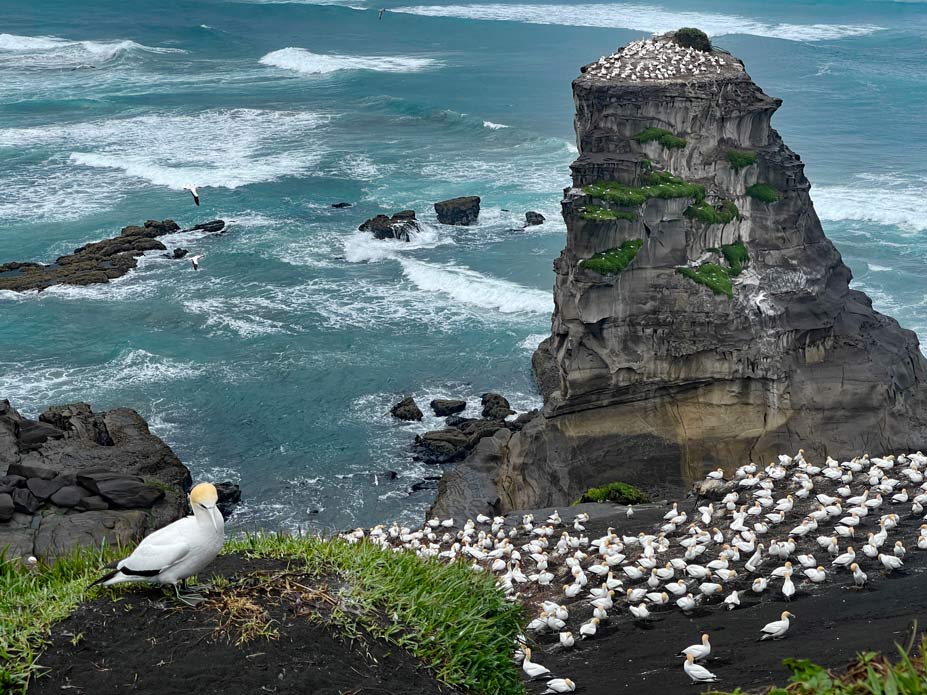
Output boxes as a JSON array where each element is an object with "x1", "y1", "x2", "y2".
[
  {"x1": 683, "y1": 653, "x2": 719, "y2": 683},
  {"x1": 543, "y1": 678, "x2": 576, "y2": 693},
  {"x1": 678, "y1": 633, "x2": 711, "y2": 661},
  {"x1": 759, "y1": 611, "x2": 794, "y2": 640},
  {"x1": 190, "y1": 254, "x2": 204, "y2": 271},
  {"x1": 92, "y1": 482, "x2": 225, "y2": 603},
  {"x1": 184, "y1": 184, "x2": 200, "y2": 206}
]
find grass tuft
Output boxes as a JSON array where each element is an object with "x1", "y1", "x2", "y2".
[
  {"x1": 747, "y1": 182, "x2": 780, "y2": 203},
  {"x1": 721, "y1": 240, "x2": 749, "y2": 277},
  {"x1": 579, "y1": 205, "x2": 637, "y2": 222},
  {"x1": 677, "y1": 263, "x2": 734, "y2": 297},
  {"x1": 685, "y1": 200, "x2": 739, "y2": 225},
  {"x1": 726, "y1": 150, "x2": 757, "y2": 170},
  {"x1": 584, "y1": 171, "x2": 704, "y2": 207},
  {"x1": 632, "y1": 127, "x2": 688, "y2": 149},
  {"x1": 576, "y1": 481, "x2": 651, "y2": 505},
  {"x1": 579, "y1": 239, "x2": 643, "y2": 275}
]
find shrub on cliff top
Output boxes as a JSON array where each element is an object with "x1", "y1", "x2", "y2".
[
  {"x1": 685, "y1": 199, "x2": 739, "y2": 225},
  {"x1": 577, "y1": 481, "x2": 651, "y2": 505},
  {"x1": 673, "y1": 28, "x2": 711, "y2": 52},
  {"x1": 747, "y1": 182, "x2": 780, "y2": 203},
  {"x1": 580, "y1": 205, "x2": 637, "y2": 222},
  {"x1": 721, "y1": 240, "x2": 749, "y2": 276},
  {"x1": 633, "y1": 127, "x2": 688, "y2": 150},
  {"x1": 727, "y1": 149, "x2": 757, "y2": 170},
  {"x1": 580, "y1": 239, "x2": 643, "y2": 275}
]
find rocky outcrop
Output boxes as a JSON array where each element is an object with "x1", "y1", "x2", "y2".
[
  {"x1": 525, "y1": 211, "x2": 546, "y2": 226},
  {"x1": 0, "y1": 400, "x2": 191, "y2": 559},
  {"x1": 434, "y1": 196, "x2": 480, "y2": 226},
  {"x1": 431, "y1": 31, "x2": 927, "y2": 519},
  {"x1": 430, "y1": 399, "x2": 467, "y2": 417},
  {"x1": 0, "y1": 219, "x2": 219, "y2": 292},
  {"x1": 390, "y1": 396, "x2": 423, "y2": 421},
  {"x1": 359, "y1": 210, "x2": 419, "y2": 241}
]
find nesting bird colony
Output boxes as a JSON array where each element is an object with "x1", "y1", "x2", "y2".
[
  {"x1": 583, "y1": 38, "x2": 743, "y2": 82},
  {"x1": 343, "y1": 451, "x2": 927, "y2": 689}
]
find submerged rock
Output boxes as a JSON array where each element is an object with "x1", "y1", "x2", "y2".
[
  {"x1": 434, "y1": 196, "x2": 480, "y2": 226},
  {"x1": 430, "y1": 399, "x2": 467, "y2": 417},
  {"x1": 359, "y1": 210, "x2": 419, "y2": 241},
  {"x1": 331, "y1": 202, "x2": 352, "y2": 208},
  {"x1": 431, "y1": 31, "x2": 927, "y2": 519},
  {"x1": 188, "y1": 219, "x2": 225, "y2": 233},
  {"x1": 525, "y1": 211, "x2": 546, "y2": 226},
  {"x1": 390, "y1": 396, "x2": 423, "y2": 421},
  {"x1": 171, "y1": 248, "x2": 189, "y2": 259}
]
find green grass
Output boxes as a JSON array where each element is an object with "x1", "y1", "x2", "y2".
[
  {"x1": 576, "y1": 481, "x2": 651, "y2": 505},
  {"x1": 706, "y1": 638, "x2": 927, "y2": 695},
  {"x1": 579, "y1": 205, "x2": 637, "y2": 222},
  {"x1": 632, "y1": 127, "x2": 688, "y2": 149},
  {"x1": 0, "y1": 536, "x2": 525, "y2": 695},
  {"x1": 579, "y1": 239, "x2": 643, "y2": 275},
  {"x1": 747, "y1": 182, "x2": 780, "y2": 203},
  {"x1": 727, "y1": 150, "x2": 757, "y2": 170},
  {"x1": 677, "y1": 263, "x2": 734, "y2": 297},
  {"x1": 721, "y1": 240, "x2": 749, "y2": 276},
  {"x1": 584, "y1": 171, "x2": 705, "y2": 207},
  {"x1": 685, "y1": 200, "x2": 739, "y2": 224}
]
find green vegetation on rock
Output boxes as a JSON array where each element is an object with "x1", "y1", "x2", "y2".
[
  {"x1": 747, "y1": 182, "x2": 780, "y2": 203},
  {"x1": 706, "y1": 639, "x2": 927, "y2": 695},
  {"x1": 685, "y1": 199, "x2": 739, "y2": 224},
  {"x1": 726, "y1": 149, "x2": 757, "y2": 170},
  {"x1": 677, "y1": 263, "x2": 734, "y2": 297},
  {"x1": 580, "y1": 239, "x2": 643, "y2": 275},
  {"x1": 0, "y1": 535, "x2": 525, "y2": 695},
  {"x1": 721, "y1": 240, "x2": 749, "y2": 276},
  {"x1": 584, "y1": 171, "x2": 705, "y2": 207},
  {"x1": 673, "y1": 27, "x2": 712, "y2": 52},
  {"x1": 580, "y1": 205, "x2": 637, "y2": 222},
  {"x1": 576, "y1": 481, "x2": 651, "y2": 505},
  {"x1": 632, "y1": 127, "x2": 687, "y2": 150}
]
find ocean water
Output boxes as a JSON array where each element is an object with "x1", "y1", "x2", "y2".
[{"x1": 0, "y1": 0, "x2": 925, "y2": 532}]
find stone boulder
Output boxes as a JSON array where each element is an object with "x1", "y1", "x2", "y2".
[
  {"x1": 171, "y1": 248, "x2": 189, "y2": 259},
  {"x1": 525, "y1": 211, "x2": 546, "y2": 226},
  {"x1": 188, "y1": 219, "x2": 225, "y2": 233},
  {"x1": 434, "y1": 196, "x2": 480, "y2": 226},
  {"x1": 390, "y1": 396, "x2": 423, "y2": 421},
  {"x1": 215, "y1": 481, "x2": 242, "y2": 519},
  {"x1": 481, "y1": 393, "x2": 515, "y2": 420},
  {"x1": 430, "y1": 399, "x2": 467, "y2": 417},
  {"x1": 359, "y1": 210, "x2": 419, "y2": 241},
  {"x1": 331, "y1": 202, "x2": 352, "y2": 209}
]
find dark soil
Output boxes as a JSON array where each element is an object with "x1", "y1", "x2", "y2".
[
  {"x1": 521, "y1": 504, "x2": 927, "y2": 695},
  {"x1": 30, "y1": 554, "x2": 459, "y2": 695}
]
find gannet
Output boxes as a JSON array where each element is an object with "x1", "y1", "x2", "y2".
[
  {"x1": 683, "y1": 653, "x2": 720, "y2": 683},
  {"x1": 521, "y1": 648, "x2": 550, "y2": 679},
  {"x1": 559, "y1": 631, "x2": 575, "y2": 648},
  {"x1": 92, "y1": 482, "x2": 224, "y2": 603},
  {"x1": 190, "y1": 254, "x2": 204, "y2": 271},
  {"x1": 183, "y1": 184, "x2": 200, "y2": 206},
  {"x1": 851, "y1": 562, "x2": 868, "y2": 587},
  {"x1": 543, "y1": 679, "x2": 576, "y2": 694},
  {"x1": 759, "y1": 611, "x2": 794, "y2": 640},
  {"x1": 678, "y1": 633, "x2": 711, "y2": 661}
]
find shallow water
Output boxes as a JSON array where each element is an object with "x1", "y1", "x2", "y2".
[{"x1": 0, "y1": 0, "x2": 924, "y2": 531}]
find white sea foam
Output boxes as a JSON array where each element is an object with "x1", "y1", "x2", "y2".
[
  {"x1": 259, "y1": 47, "x2": 441, "y2": 75},
  {"x1": 813, "y1": 174, "x2": 927, "y2": 232},
  {"x1": 519, "y1": 333, "x2": 548, "y2": 351},
  {"x1": 867, "y1": 263, "x2": 893, "y2": 272},
  {"x1": 343, "y1": 223, "x2": 451, "y2": 263},
  {"x1": 483, "y1": 120, "x2": 510, "y2": 130},
  {"x1": 398, "y1": 258, "x2": 553, "y2": 315},
  {"x1": 182, "y1": 297, "x2": 296, "y2": 338},
  {"x1": 390, "y1": 4, "x2": 883, "y2": 41},
  {"x1": 0, "y1": 33, "x2": 184, "y2": 69}
]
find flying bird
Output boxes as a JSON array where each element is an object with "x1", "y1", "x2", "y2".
[
  {"x1": 91, "y1": 482, "x2": 225, "y2": 604},
  {"x1": 378, "y1": 8, "x2": 385, "y2": 19},
  {"x1": 184, "y1": 184, "x2": 200, "y2": 206},
  {"x1": 190, "y1": 254, "x2": 204, "y2": 271}
]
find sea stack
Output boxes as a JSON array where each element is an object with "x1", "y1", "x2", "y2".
[{"x1": 432, "y1": 30, "x2": 927, "y2": 518}]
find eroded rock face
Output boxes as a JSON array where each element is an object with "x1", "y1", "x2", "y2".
[
  {"x1": 430, "y1": 32, "x2": 927, "y2": 520},
  {"x1": 359, "y1": 210, "x2": 420, "y2": 241},
  {"x1": 434, "y1": 196, "x2": 480, "y2": 226}
]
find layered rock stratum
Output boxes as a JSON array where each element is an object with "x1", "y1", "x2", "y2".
[{"x1": 432, "y1": 32, "x2": 927, "y2": 518}]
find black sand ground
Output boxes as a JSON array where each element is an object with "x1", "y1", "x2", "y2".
[{"x1": 30, "y1": 555, "x2": 459, "y2": 695}]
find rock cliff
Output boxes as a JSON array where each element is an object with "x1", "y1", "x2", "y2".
[{"x1": 432, "y1": 31, "x2": 927, "y2": 518}]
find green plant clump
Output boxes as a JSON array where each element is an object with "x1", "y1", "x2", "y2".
[
  {"x1": 673, "y1": 27, "x2": 712, "y2": 52},
  {"x1": 721, "y1": 240, "x2": 749, "y2": 276},
  {"x1": 632, "y1": 127, "x2": 688, "y2": 150},
  {"x1": 705, "y1": 638, "x2": 927, "y2": 695},
  {"x1": 677, "y1": 263, "x2": 734, "y2": 297},
  {"x1": 580, "y1": 205, "x2": 637, "y2": 222},
  {"x1": 747, "y1": 182, "x2": 780, "y2": 203},
  {"x1": 580, "y1": 239, "x2": 643, "y2": 275},
  {"x1": 726, "y1": 149, "x2": 757, "y2": 170},
  {"x1": 584, "y1": 171, "x2": 705, "y2": 207},
  {"x1": 577, "y1": 481, "x2": 651, "y2": 505},
  {"x1": 685, "y1": 199, "x2": 739, "y2": 225}
]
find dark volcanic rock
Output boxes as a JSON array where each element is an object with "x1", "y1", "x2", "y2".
[
  {"x1": 525, "y1": 211, "x2": 546, "y2": 226},
  {"x1": 75, "y1": 495, "x2": 109, "y2": 512},
  {"x1": 0, "y1": 492, "x2": 13, "y2": 521},
  {"x1": 214, "y1": 481, "x2": 242, "y2": 519},
  {"x1": 390, "y1": 396, "x2": 423, "y2": 421},
  {"x1": 189, "y1": 219, "x2": 225, "y2": 233},
  {"x1": 414, "y1": 429, "x2": 470, "y2": 464},
  {"x1": 434, "y1": 196, "x2": 480, "y2": 226},
  {"x1": 26, "y1": 476, "x2": 65, "y2": 500},
  {"x1": 331, "y1": 202, "x2": 352, "y2": 208},
  {"x1": 0, "y1": 219, "x2": 182, "y2": 293},
  {"x1": 33, "y1": 510, "x2": 148, "y2": 559},
  {"x1": 480, "y1": 393, "x2": 514, "y2": 420},
  {"x1": 95, "y1": 477, "x2": 165, "y2": 509},
  {"x1": 171, "y1": 248, "x2": 189, "y2": 259},
  {"x1": 359, "y1": 210, "x2": 419, "y2": 241},
  {"x1": 430, "y1": 399, "x2": 467, "y2": 417},
  {"x1": 7, "y1": 463, "x2": 56, "y2": 480},
  {"x1": 12, "y1": 488, "x2": 40, "y2": 514},
  {"x1": 50, "y1": 485, "x2": 90, "y2": 508},
  {"x1": 431, "y1": 32, "x2": 927, "y2": 519}
]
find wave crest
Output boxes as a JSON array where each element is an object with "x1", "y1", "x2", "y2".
[{"x1": 259, "y1": 47, "x2": 441, "y2": 75}]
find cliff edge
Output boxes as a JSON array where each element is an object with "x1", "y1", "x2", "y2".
[{"x1": 432, "y1": 31, "x2": 927, "y2": 518}]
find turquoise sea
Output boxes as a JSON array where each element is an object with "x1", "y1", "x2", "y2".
[{"x1": 1, "y1": 0, "x2": 925, "y2": 531}]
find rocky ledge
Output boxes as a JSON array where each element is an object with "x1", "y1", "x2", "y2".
[
  {"x1": 0, "y1": 400, "x2": 237, "y2": 559},
  {"x1": 431, "y1": 30, "x2": 927, "y2": 519},
  {"x1": 434, "y1": 196, "x2": 480, "y2": 225},
  {"x1": 0, "y1": 218, "x2": 225, "y2": 293},
  {"x1": 358, "y1": 210, "x2": 420, "y2": 241}
]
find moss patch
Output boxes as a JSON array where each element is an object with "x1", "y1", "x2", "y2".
[
  {"x1": 579, "y1": 205, "x2": 637, "y2": 222},
  {"x1": 584, "y1": 171, "x2": 705, "y2": 207},
  {"x1": 677, "y1": 263, "x2": 734, "y2": 297},
  {"x1": 747, "y1": 182, "x2": 780, "y2": 203},
  {"x1": 580, "y1": 239, "x2": 643, "y2": 275},
  {"x1": 726, "y1": 149, "x2": 757, "y2": 170},
  {"x1": 721, "y1": 240, "x2": 749, "y2": 276},
  {"x1": 685, "y1": 199, "x2": 739, "y2": 224},
  {"x1": 632, "y1": 127, "x2": 687, "y2": 150},
  {"x1": 576, "y1": 481, "x2": 651, "y2": 505},
  {"x1": 673, "y1": 27, "x2": 711, "y2": 52}
]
